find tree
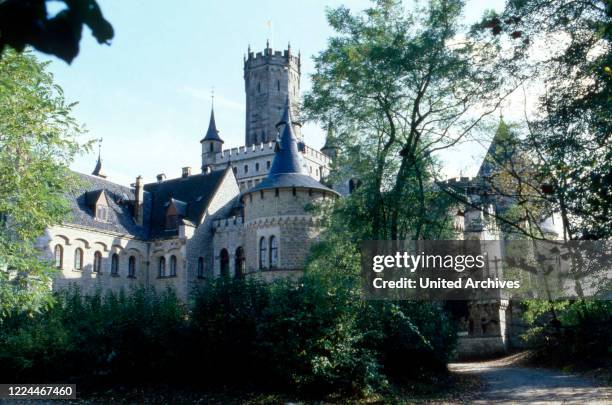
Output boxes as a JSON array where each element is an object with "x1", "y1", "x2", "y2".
[
  {"x1": 0, "y1": 0, "x2": 114, "y2": 63},
  {"x1": 0, "y1": 49, "x2": 87, "y2": 318},
  {"x1": 473, "y1": 0, "x2": 611, "y2": 240},
  {"x1": 304, "y1": 0, "x2": 516, "y2": 241}
]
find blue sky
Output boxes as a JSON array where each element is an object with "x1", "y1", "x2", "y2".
[{"x1": 39, "y1": 0, "x2": 505, "y2": 186}]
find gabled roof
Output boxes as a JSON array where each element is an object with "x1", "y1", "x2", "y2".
[
  {"x1": 200, "y1": 107, "x2": 223, "y2": 143},
  {"x1": 65, "y1": 172, "x2": 151, "y2": 239},
  {"x1": 144, "y1": 169, "x2": 228, "y2": 238}
]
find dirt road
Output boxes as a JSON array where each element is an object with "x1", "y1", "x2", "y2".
[{"x1": 449, "y1": 353, "x2": 611, "y2": 404}]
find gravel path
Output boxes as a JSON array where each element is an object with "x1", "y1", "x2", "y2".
[{"x1": 449, "y1": 353, "x2": 612, "y2": 404}]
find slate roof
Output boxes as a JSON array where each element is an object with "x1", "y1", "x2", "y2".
[
  {"x1": 200, "y1": 108, "x2": 223, "y2": 143},
  {"x1": 248, "y1": 100, "x2": 338, "y2": 196},
  {"x1": 65, "y1": 172, "x2": 151, "y2": 239},
  {"x1": 144, "y1": 169, "x2": 228, "y2": 238}
]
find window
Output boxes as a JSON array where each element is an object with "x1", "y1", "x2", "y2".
[
  {"x1": 292, "y1": 187, "x2": 296, "y2": 196},
  {"x1": 128, "y1": 256, "x2": 136, "y2": 278},
  {"x1": 74, "y1": 248, "x2": 83, "y2": 270},
  {"x1": 244, "y1": 165, "x2": 248, "y2": 174},
  {"x1": 255, "y1": 162, "x2": 260, "y2": 172},
  {"x1": 209, "y1": 143, "x2": 213, "y2": 152},
  {"x1": 260, "y1": 190, "x2": 264, "y2": 199},
  {"x1": 257, "y1": 82, "x2": 261, "y2": 93},
  {"x1": 235, "y1": 247, "x2": 245, "y2": 279},
  {"x1": 277, "y1": 80, "x2": 280, "y2": 91},
  {"x1": 93, "y1": 251, "x2": 102, "y2": 273},
  {"x1": 166, "y1": 214, "x2": 178, "y2": 230},
  {"x1": 259, "y1": 237, "x2": 267, "y2": 270},
  {"x1": 349, "y1": 179, "x2": 356, "y2": 194},
  {"x1": 111, "y1": 253, "x2": 119, "y2": 276},
  {"x1": 220, "y1": 249, "x2": 230, "y2": 277},
  {"x1": 266, "y1": 161, "x2": 271, "y2": 169},
  {"x1": 232, "y1": 166, "x2": 237, "y2": 175},
  {"x1": 197, "y1": 257, "x2": 204, "y2": 278},
  {"x1": 275, "y1": 188, "x2": 279, "y2": 197},
  {"x1": 96, "y1": 205, "x2": 108, "y2": 221},
  {"x1": 170, "y1": 255, "x2": 177, "y2": 276},
  {"x1": 54, "y1": 245, "x2": 63, "y2": 269},
  {"x1": 159, "y1": 257, "x2": 166, "y2": 277},
  {"x1": 269, "y1": 236, "x2": 278, "y2": 269}
]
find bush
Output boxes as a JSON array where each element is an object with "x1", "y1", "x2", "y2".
[
  {"x1": 522, "y1": 299, "x2": 612, "y2": 366},
  {"x1": 0, "y1": 265, "x2": 457, "y2": 398},
  {"x1": 0, "y1": 286, "x2": 187, "y2": 384}
]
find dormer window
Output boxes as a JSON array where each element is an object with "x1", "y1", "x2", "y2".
[{"x1": 96, "y1": 205, "x2": 108, "y2": 221}]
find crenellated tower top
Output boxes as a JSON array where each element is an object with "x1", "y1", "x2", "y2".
[{"x1": 244, "y1": 41, "x2": 301, "y2": 147}]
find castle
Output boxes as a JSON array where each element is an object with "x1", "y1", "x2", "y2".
[
  {"x1": 39, "y1": 42, "x2": 561, "y2": 357},
  {"x1": 41, "y1": 43, "x2": 342, "y2": 302}
]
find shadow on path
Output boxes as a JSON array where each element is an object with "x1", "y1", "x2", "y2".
[{"x1": 449, "y1": 352, "x2": 611, "y2": 404}]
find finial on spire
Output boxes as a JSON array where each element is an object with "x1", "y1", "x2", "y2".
[
  {"x1": 201, "y1": 103, "x2": 223, "y2": 144},
  {"x1": 211, "y1": 86, "x2": 215, "y2": 108},
  {"x1": 266, "y1": 38, "x2": 270, "y2": 49}
]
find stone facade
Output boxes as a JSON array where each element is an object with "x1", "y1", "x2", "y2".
[
  {"x1": 44, "y1": 43, "x2": 339, "y2": 303},
  {"x1": 244, "y1": 43, "x2": 301, "y2": 146}
]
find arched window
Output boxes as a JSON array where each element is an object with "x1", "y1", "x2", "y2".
[
  {"x1": 159, "y1": 257, "x2": 166, "y2": 277},
  {"x1": 266, "y1": 161, "x2": 271, "y2": 169},
  {"x1": 128, "y1": 256, "x2": 136, "y2": 278},
  {"x1": 269, "y1": 236, "x2": 278, "y2": 269},
  {"x1": 244, "y1": 165, "x2": 248, "y2": 174},
  {"x1": 220, "y1": 249, "x2": 230, "y2": 277},
  {"x1": 255, "y1": 162, "x2": 260, "y2": 172},
  {"x1": 197, "y1": 257, "x2": 204, "y2": 278},
  {"x1": 169, "y1": 255, "x2": 177, "y2": 276},
  {"x1": 209, "y1": 143, "x2": 213, "y2": 152},
  {"x1": 54, "y1": 245, "x2": 63, "y2": 269},
  {"x1": 111, "y1": 253, "x2": 119, "y2": 275},
  {"x1": 259, "y1": 237, "x2": 267, "y2": 270},
  {"x1": 74, "y1": 248, "x2": 83, "y2": 270},
  {"x1": 277, "y1": 80, "x2": 280, "y2": 91},
  {"x1": 349, "y1": 179, "x2": 356, "y2": 194},
  {"x1": 235, "y1": 247, "x2": 245, "y2": 279},
  {"x1": 93, "y1": 251, "x2": 102, "y2": 273},
  {"x1": 232, "y1": 166, "x2": 237, "y2": 175}
]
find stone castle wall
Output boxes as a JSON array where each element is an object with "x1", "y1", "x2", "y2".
[{"x1": 244, "y1": 47, "x2": 301, "y2": 146}]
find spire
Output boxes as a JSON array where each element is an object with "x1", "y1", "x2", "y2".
[
  {"x1": 92, "y1": 138, "x2": 107, "y2": 178},
  {"x1": 478, "y1": 117, "x2": 518, "y2": 178},
  {"x1": 322, "y1": 122, "x2": 338, "y2": 149},
  {"x1": 200, "y1": 103, "x2": 223, "y2": 144},
  {"x1": 245, "y1": 98, "x2": 339, "y2": 196},
  {"x1": 275, "y1": 95, "x2": 301, "y2": 129},
  {"x1": 269, "y1": 99, "x2": 304, "y2": 176}
]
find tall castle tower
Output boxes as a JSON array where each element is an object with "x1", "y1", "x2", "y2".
[{"x1": 244, "y1": 41, "x2": 301, "y2": 147}]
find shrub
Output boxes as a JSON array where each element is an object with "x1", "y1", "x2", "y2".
[{"x1": 522, "y1": 299, "x2": 612, "y2": 366}]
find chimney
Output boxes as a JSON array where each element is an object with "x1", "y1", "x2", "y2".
[
  {"x1": 134, "y1": 175, "x2": 144, "y2": 226},
  {"x1": 182, "y1": 167, "x2": 191, "y2": 178},
  {"x1": 156, "y1": 173, "x2": 166, "y2": 183}
]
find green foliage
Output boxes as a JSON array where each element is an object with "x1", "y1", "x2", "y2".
[
  {"x1": 0, "y1": 286, "x2": 188, "y2": 383},
  {"x1": 0, "y1": 49, "x2": 88, "y2": 318},
  {"x1": 304, "y1": 0, "x2": 510, "y2": 240},
  {"x1": 474, "y1": 0, "x2": 611, "y2": 239},
  {"x1": 0, "y1": 0, "x2": 114, "y2": 63},
  {"x1": 521, "y1": 299, "x2": 612, "y2": 366}
]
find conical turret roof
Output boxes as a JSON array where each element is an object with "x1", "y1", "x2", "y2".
[
  {"x1": 247, "y1": 99, "x2": 338, "y2": 196},
  {"x1": 200, "y1": 107, "x2": 223, "y2": 143}
]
